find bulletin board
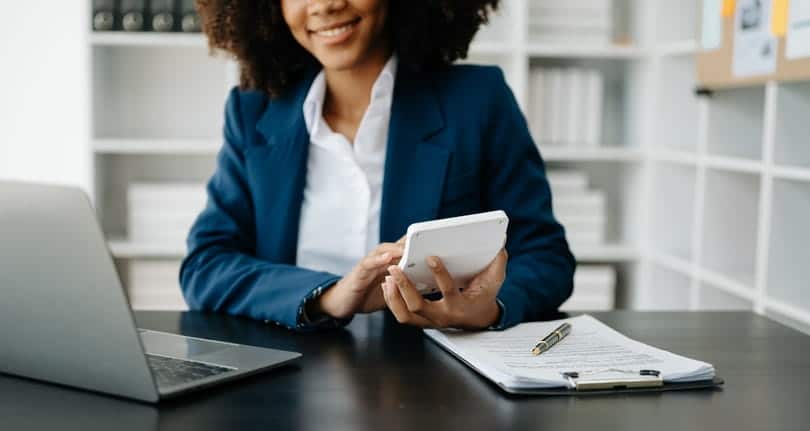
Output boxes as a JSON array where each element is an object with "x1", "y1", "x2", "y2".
[{"x1": 697, "y1": 0, "x2": 810, "y2": 90}]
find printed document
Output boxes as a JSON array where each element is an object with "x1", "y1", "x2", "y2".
[{"x1": 425, "y1": 315, "x2": 715, "y2": 390}]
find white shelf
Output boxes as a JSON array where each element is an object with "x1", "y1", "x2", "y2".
[
  {"x1": 84, "y1": 1, "x2": 810, "y2": 330},
  {"x1": 642, "y1": 262, "x2": 693, "y2": 310},
  {"x1": 654, "y1": 55, "x2": 700, "y2": 152},
  {"x1": 90, "y1": 31, "x2": 207, "y2": 47},
  {"x1": 652, "y1": 150, "x2": 699, "y2": 166},
  {"x1": 706, "y1": 86, "x2": 766, "y2": 161},
  {"x1": 94, "y1": 139, "x2": 220, "y2": 155},
  {"x1": 704, "y1": 155, "x2": 763, "y2": 175},
  {"x1": 774, "y1": 81, "x2": 810, "y2": 169},
  {"x1": 526, "y1": 43, "x2": 644, "y2": 59},
  {"x1": 655, "y1": 40, "x2": 699, "y2": 57},
  {"x1": 539, "y1": 147, "x2": 643, "y2": 162},
  {"x1": 108, "y1": 239, "x2": 185, "y2": 259},
  {"x1": 654, "y1": 1, "x2": 699, "y2": 48},
  {"x1": 571, "y1": 244, "x2": 639, "y2": 262},
  {"x1": 650, "y1": 252, "x2": 694, "y2": 279},
  {"x1": 648, "y1": 254, "x2": 756, "y2": 308},
  {"x1": 701, "y1": 170, "x2": 760, "y2": 289},
  {"x1": 766, "y1": 298, "x2": 810, "y2": 332},
  {"x1": 696, "y1": 267, "x2": 756, "y2": 301},
  {"x1": 766, "y1": 179, "x2": 810, "y2": 313},
  {"x1": 772, "y1": 165, "x2": 810, "y2": 183},
  {"x1": 698, "y1": 281, "x2": 754, "y2": 310},
  {"x1": 650, "y1": 163, "x2": 697, "y2": 260}
]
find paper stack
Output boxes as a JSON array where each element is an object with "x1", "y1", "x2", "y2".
[
  {"x1": 127, "y1": 182, "x2": 207, "y2": 246},
  {"x1": 530, "y1": 67, "x2": 603, "y2": 148},
  {"x1": 528, "y1": 0, "x2": 613, "y2": 44},
  {"x1": 127, "y1": 260, "x2": 188, "y2": 310},
  {"x1": 424, "y1": 314, "x2": 717, "y2": 393},
  {"x1": 546, "y1": 170, "x2": 606, "y2": 247},
  {"x1": 561, "y1": 265, "x2": 616, "y2": 311}
]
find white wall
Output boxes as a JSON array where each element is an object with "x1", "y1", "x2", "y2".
[{"x1": 0, "y1": 1, "x2": 91, "y2": 193}]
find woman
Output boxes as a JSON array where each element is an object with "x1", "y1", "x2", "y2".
[{"x1": 181, "y1": 0, "x2": 575, "y2": 331}]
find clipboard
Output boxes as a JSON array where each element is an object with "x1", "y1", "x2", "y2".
[
  {"x1": 427, "y1": 330, "x2": 725, "y2": 397},
  {"x1": 498, "y1": 373, "x2": 724, "y2": 396}
]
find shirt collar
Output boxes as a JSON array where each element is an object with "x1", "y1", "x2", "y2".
[{"x1": 302, "y1": 54, "x2": 398, "y2": 137}]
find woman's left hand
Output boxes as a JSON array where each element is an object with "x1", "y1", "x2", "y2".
[{"x1": 382, "y1": 249, "x2": 508, "y2": 329}]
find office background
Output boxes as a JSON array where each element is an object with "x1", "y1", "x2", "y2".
[{"x1": 0, "y1": 0, "x2": 808, "y2": 335}]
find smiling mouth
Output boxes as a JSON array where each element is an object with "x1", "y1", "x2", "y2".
[{"x1": 310, "y1": 17, "x2": 361, "y2": 38}]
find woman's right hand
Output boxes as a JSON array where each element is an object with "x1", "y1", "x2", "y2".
[{"x1": 311, "y1": 238, "x2": 405, "y2": 320}]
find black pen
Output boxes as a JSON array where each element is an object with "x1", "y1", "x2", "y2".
[{"x1": 531, "y1": 322, "x2": 572, "y2": 356}]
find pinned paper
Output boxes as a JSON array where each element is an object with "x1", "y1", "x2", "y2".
[
  {"x1": 723, "y1": 0, "x2": 737, "y2": 17},
  {"x1": 733, "y1": 0, "x2": 778, "y2": 77},
  {"x1": 772, "y1": 0, "x2": 790, "y2": 36},
  {"x1": 786, "y1": 0, "x2": 810, "y2": 59},
  {"x1": 703, "y1": 0, "x2": 724, "y2": 50}
]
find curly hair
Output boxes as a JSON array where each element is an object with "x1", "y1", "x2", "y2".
[{"x1": 196, "y1": 0, "x2": 500, "y2": 98}]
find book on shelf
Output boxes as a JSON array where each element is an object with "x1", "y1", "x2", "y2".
[
  {"x1": 546, "y1": 170, "x2": 608, "y2": 247},
  {"x1": 546, "y1": 170, "x2": 589, "y2": 193},
  {"x1": 547, "y1": 68, "x2": 563, "y2": 144},
  {"x1": 553, "y1": 191, "x2": 606, "y2": 214},
  {"x1": 127, "y1": 182, "x2": 207, "y2": 246},
  {"x1": 528, "y1": 0, "x2": 613, "y2": 44},
  {"x1": 560, "y1": 264, "x2": 616, "y2": 311},
  {"x1": 584, "y1": 70, "x2": 604, "y2": 148},
  {"x1": 531, "y1": 68, "x2": 604, "y2": 148},
  {"x1": 127, "y1": 260, "x2": 188, "y2": 311},
  {"x1": 565, "y1": 68, "x2": 584, "y2": 147},
  {"x1": 566, "y1": 230, "x2": 606, "y2": 246}
]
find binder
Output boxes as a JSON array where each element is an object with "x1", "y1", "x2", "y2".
[
  {"x1": 180, "y1": 0, "x2": 202, "y2": 32},
  {"x1": 93, "y1": 0, "x2": 115, "y2": 31},
  {"x1": 119, "y1": 0, "x2": 146, "y2": 31},
  {"x1": 149, "y1": 0, "x2": 176, "y2": 32}
]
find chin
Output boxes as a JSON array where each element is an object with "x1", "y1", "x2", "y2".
[{"x1": 315, "y1": 49, "x2": 369, "y2": 71}]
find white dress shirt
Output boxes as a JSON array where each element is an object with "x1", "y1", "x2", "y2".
[{"x1": 295, "y1": 55, "x2": 398, "y2": 276}]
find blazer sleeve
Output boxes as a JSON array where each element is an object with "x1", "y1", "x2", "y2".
[
  {"x1": 481, "y1": 69, "x2": 576, "y2": 329},
  {"x1": 179, "y1": 89, "x2": 346, "y2": 331}
]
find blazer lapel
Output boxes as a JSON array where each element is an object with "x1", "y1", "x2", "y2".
[
  {"x1": 251, "y1": 72, "x2": 316, "y2": 263},
  {"x1": 380, "y1": 67, "x2": 448, "y2": 242}
]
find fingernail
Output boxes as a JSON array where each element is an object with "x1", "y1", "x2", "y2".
[
  {"x1": 427, "y1": 257, "x2": 438, "y2": 268},
  {"x1": 387, "y1": 265, "x2": 398, "y2": 273},
  {"x1": 385, "y1": 275, "x2": 392, "y2": 284},
  {"x1": 379, "y1": 252, "x2": 389, "y2": 261}
]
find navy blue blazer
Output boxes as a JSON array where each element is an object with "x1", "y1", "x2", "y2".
[{"x1": 180, "y1": 64, "x2": 575, "y2": 330}]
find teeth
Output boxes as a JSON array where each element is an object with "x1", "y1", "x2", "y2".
[{"x1": 317, "y1": 23, "x2": 353, "y2": 37}]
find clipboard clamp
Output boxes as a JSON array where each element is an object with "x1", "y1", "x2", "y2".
[{"x1": 561, "y1": 369, "x2": 663, "y2": 391}]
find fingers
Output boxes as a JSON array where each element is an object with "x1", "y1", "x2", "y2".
[
  {"x1": 382, "y1": 276, "x2": 435, "y2": 328},
  {"x1": 426, "y1": 256, "x2": 460, "y2": 301},
  {"x1": 486, "y1": 248, "x2": 509, "y2": 285},
  {"x1": 387, "y1": 267, "x2": 431, "y2": 314},
  {"x1": 355, "y1": 243, "x2": 405, "y2": 280}
]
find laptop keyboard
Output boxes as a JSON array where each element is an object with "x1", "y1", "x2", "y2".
[{"x1": 146, "y1": 354, "x2": 234, "y2": 388}]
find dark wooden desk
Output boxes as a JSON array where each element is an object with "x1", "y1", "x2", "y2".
[{"x1": 2, "y1": 311, "x2": 809, "y2": 431}]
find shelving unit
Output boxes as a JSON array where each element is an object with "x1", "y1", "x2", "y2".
[
  {"x1": 86, "y1": 1, "x2": 810, "y2": 334},
  {"x1": 645, "y1": 68, "x2": 810, "y2": 332}
]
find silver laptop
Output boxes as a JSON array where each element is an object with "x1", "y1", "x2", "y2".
[{"x1": 0, "y1": 181, "x2": 301, "y2": 403}]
